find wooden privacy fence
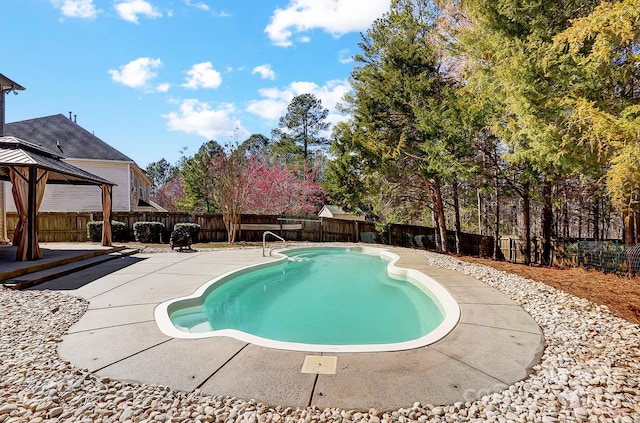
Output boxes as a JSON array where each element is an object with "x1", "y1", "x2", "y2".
[{"x1": 5, "y1": 212, "x2": 493, "y2": 257}]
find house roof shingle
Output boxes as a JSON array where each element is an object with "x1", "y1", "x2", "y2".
[{"x1": 5, "y1": 114, "x2": 134, "y2": 162}]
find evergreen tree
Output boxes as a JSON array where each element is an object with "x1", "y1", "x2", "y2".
[
  {"x1": 237, "y1": 134, "x2": 270, "y2": 157},
  {"x1": 145, "y1": 158, "x2": 177, "y2": 195},
  {"x1": 343, "y1": 0, "x2": 454, "y2": 252},
  {"x1": 278, "y1": 93, "x2": 330, "y2": 162},
  {"x1": 323, "y1": 121, "x2": 371, "y2": 214},
  {"x1": 179, "y1": 140, "x2": 224, "y2": 212},
  {"x1": 550, "y1": 0, "x2": 640, "y2": 243},
  {"x1": 452, "y1": 0, "x2": 603, "y2": 263}
]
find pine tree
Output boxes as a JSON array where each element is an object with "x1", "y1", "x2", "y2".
[
  {"x1": 278, "y1": 94, "x2": 330, "y2": 162},
  {"x1": 343, "y1": 0, "x2": 455, "y2": 252}
]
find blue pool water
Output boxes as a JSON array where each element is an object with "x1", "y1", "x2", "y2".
[{"x1": 170, "y1": 248, "x2": 446, "y2": 346}]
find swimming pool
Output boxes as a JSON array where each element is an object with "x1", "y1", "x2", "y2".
[{"x1": 155, "y1": 246, "x2": 460, "y2": 352}]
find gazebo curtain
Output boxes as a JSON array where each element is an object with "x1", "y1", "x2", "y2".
[
  {"x1": 10, "y1": 166, "x2": 48, "y2": 261},
  {"x1": 101, "y1": 184, "x2": 112, "y2": 246}
]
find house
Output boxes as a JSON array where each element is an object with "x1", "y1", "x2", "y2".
[
  {"x1": 2, "y1": 113, "x2": 162, "y2": 214},
  {"x1": 318, "y1": 205, "x2": 365, "y2": 221}
]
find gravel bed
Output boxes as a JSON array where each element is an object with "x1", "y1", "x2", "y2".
[{"x1": 0, "y1": 250, "x2": 639, "y2": 422}]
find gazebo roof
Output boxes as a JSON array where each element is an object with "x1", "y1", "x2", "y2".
[
  {"x1": 0, "y1": 136, "x2": 114, "y2": 186},
  {"x1": 0, "y1": 74, "x2": 25, "y2": 92}
]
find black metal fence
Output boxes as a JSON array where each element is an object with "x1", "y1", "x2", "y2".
[{"x1": 500, "y1": 237, "x2": 640, "y2": 275}]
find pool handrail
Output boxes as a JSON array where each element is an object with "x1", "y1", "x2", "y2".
[{"x1": 262, "y1": 231, "x2": 286, "y2": 256}]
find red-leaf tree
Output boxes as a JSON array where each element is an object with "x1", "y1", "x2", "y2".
[
  {"x1": 153, "y1": 177, "x2": 186, "y2": 212},
  {"x1": 244, "y1": 156, "x2": 325, "y2": 215},
  {"x1": 206, "y1": 152, "x2": 325, "y2": 243},
  {"x1": 207, "y1": 150, "x2": 251, "y2": 243},
  {"x1": 154, "y1": 143, "x2": 326, "y2": 243}
]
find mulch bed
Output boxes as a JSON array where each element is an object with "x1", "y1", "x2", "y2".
[{"x1": 459, "y1": 256, "x2": 640, "y2": 325}]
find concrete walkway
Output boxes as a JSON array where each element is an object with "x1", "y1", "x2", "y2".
[{"x1": 48, "y1": 246, "x2": 544, "y2": 411}]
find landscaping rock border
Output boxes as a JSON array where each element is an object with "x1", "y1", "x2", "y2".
[{"x1": 0, "y1": 250, "x2": 638, "y2": 422}]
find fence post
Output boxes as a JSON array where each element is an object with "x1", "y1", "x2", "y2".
[
  {"x1": 577, "y1": 242, "x2": 581, "y2": 268},
  {"x1": 354, "y1": 220, "x2": 359, "y2": 243},
  {"x1": 613, "y1": 239, "x2": 620, "y2": 273},
  {"x1": 509, "y1": 238, "x2": 514, "y2": 262}
]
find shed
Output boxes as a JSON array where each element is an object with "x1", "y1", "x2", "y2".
[{"x1": 318, "y1": 205, "x2": 365, "y2": 221}]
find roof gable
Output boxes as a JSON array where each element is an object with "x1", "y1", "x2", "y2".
[
  {"x1": 5, "y1": 114, "x2": 133, "y2": 162},
  {"x1": 322, "y1": 205, "x2": 346, "y2": 215}
]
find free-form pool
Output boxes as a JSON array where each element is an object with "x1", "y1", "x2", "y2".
[{"x1": 155, "y1": 247, "x2": 460, "y2": 352}]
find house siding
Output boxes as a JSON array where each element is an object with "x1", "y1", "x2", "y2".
[{"x1": 4, "y1": 160, "x2": 131, "y2": 212}]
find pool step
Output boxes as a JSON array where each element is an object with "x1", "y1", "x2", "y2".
[{"x1": 2, "y1": 247, "x2": 140, "y2": 290}]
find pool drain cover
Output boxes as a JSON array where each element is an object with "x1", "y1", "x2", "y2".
[{"x1": 301, "y1": 355, "x2": 337, "y2": 374}]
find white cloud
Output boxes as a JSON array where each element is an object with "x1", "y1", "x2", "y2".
[
  {"x1": 184, "y1": 0, "x2": 209, "y2": 11},
  {"x1": 156, "y1": 83, "x2": 171, "y2": 92},
  {"x1": 51, "y1": 0, "x2": 98, "y2": 18},
  {"x1": 115, "y1": 0, "x2": 162, "y2": 24},
  {"x1": 163, "y1": 99, "x2": 246, "y2": 140},
  {"x1": 246, "y1": 95, "x2": 288, "y2": 121},
  {"x1": 265, "y1": 0, "x2": 390, "y2": 47},
  {"x1": 246, "y1": 79, "x2": 350, "y2": 124},
  {"x1": 252, "y1": 64, "x2": 276, "y2": 80},
  {"x1": 108, "y1": 57, "x2": 163, "y2": 88},
  {"x1": 338, "y1": 49, "x2": 354, "y2": 64},
  {"x1": 182, "y1": 62, "x2": 222, "y2": 90}
]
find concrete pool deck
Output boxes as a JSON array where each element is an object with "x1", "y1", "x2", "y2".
[{"x1": 43, "y1": 245, "x2": 544, "y2": 411}]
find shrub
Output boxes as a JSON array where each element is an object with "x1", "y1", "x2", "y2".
[
  {"x1": 87, "y1": 220, "x2": 128, "y2": 242},
  {"x1": 173, "y1": 222, "x2": 200, "y2": 243},
  {"x1": 133, "y1": 221, "x2": 165, "y2": 243}
]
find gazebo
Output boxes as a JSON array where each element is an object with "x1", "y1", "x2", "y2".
[{"x1": 0, "y1": 136, "x2": 115, "y2": 261}]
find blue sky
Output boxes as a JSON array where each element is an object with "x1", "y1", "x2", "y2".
[{"x1": 3, "y1": 0, "x2": 390, "y2": 168}]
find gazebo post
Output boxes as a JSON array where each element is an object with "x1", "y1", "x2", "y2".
[
  {"x1": 26, "y1": 166, "x2": 37, "y2": 260},
  {"x1": 101, "y1": 184, "x2": 113, "y2": 246}
]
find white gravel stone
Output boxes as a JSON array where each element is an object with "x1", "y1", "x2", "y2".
[{"x1": 1, "y1": 250, "x2": 639, "y2": 422}]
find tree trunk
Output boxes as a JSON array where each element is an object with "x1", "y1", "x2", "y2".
[
  {"x1": 562, "y1": 195, "x2": 569, "y2": 239},
  {"x1": 477, "y1": 189, "x2": 482, "y2": 235},
  {"x1": 624, "y1": 211, "x2": 636, "y2": 246},
  {"x1": 541, "y1": 181, "x2": 553, "y2": 266},
  {"x1": 493, "y1": 173, "x2": 501, "y2": 260},
  {"x1": 592, "y1": 199, "x2": 600, "y2": 240},
  {"x1": 452, "y1": 178, "x2": 462, "y2": 254},
  {"x1": 428, "y1": 179, "x2": 449, "y2": 253},
  {"x1": 523, "y1": 189, "x2": 531, "y2": 266},
  {"x1": 432, "y1": 208, "x2": 441, "y2": 250},
  {"x1": 223, "y1": 209, "x2": 240, "y2": 243},
  {"x1": 578, "y1": 198, "x2": 583, "y2": 239}
]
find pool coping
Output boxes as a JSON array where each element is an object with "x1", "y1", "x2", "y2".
[
  {"x1": 57, "y1": 245, "x2": 545, "y2": 411},
  {"x1": 154, "y1": 246, "x2": 462, "y2": 353}
]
